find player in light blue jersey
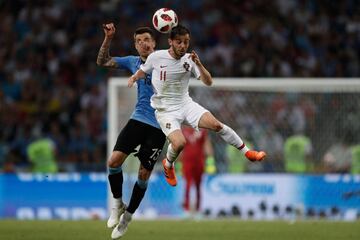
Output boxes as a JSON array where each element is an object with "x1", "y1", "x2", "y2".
[{"x1": 97, "y1": 23, "x2": 166, "y2": 239}]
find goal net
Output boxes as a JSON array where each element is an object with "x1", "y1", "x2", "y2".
[{"x1": 108, "y1": 78, "x2": 360, "y2": 219}]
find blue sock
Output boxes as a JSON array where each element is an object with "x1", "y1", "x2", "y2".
[
  {"x1": 127, "y1": 181, "x2": 148, "y2": 214},
  {"x1": 108, "y1": 167, "x2": 123, "y2": 199}
]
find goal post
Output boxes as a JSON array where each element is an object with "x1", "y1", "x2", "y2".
[
  {"x1": 107, "y1": 77, "x2": 360, "y2": 218},
  {"x1": 108, "y1": 77, "x2": 360, "y2": 157},
  {"x1": 108, "y1": 77, "x2": 360, "y2": 171}
]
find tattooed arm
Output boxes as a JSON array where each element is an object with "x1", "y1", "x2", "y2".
[{"x1": 96, "y1": 23, "x2": 118, "y2": 68}]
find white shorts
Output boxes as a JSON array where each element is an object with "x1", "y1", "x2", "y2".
[{"x1": 155, "y1": 100, "x2": 209, "y2": 137}]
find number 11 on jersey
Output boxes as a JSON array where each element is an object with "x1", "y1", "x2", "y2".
[{"x1": 160, "y1": 71, "x2": 166, "y2": 81}]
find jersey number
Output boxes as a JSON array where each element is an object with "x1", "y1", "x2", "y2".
[
  {"x1": 160, "y1": 71, "x2": 166, "y2": 81},
  {"x1": 150, "y1": 148, "x2": 162, "y2": 161}
]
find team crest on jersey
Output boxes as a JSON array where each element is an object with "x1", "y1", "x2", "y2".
[
  {"x1": 183, "y1": 62, "x2": 190, "y2": 71},
  {"x1": 166, "y1": 123, "x2": 171, "y2": 129}
]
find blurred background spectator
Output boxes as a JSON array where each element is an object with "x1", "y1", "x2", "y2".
[
  {"x1": 322, "y1": 131, "x2": 353, "y2": 173},
  {"x1": 284, "y1": 134, "x2": 313, "y2": 173},
  {"x1": 0, "y1": 0, "x2": 359, "y2": 172},
  {"x1": 26, "y1": 135, "x2": 58, "y2": 173}
]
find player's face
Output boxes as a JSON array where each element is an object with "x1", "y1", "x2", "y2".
[
  {"x1": 134, "y1": 33, "x2": 155, "y2": 59},
  {"x1": 169, "y1": 34, "x2": 190, "y2": 58}
]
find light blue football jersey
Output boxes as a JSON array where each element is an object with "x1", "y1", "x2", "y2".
[{"x1": 114, "y1": 56, "x2": 160, "y2": 129}]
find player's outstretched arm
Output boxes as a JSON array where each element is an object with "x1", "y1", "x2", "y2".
[
  {"x1": 190, "y1": 50, "x2": 212, "y2": 86},
  {"x1": 128, "y1": 69, "x2": 146, "y2": 87},
  {"x1": 96, "y1": 23, "x2": 118, "y2": 68}
]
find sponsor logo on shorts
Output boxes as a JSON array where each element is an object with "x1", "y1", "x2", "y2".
[{"x1": 166, "y1": 123, "x2": 171, "y2": 129}]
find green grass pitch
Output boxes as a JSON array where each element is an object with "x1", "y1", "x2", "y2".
[{"x1": 0, "y1": 219, "x2": 359, "y2": 240}]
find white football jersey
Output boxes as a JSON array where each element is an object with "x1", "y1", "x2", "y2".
[{"x1": 140, "y1": 50, "x2": 201, "y2": 111}]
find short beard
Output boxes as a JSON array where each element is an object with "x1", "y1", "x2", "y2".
[{"x1": 172, "y1": 46, "x2": 185, "y2": 58}]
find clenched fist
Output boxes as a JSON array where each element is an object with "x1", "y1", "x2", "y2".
[{"x1": 102, "y1": 23, "x2": 116, "y2": 39}]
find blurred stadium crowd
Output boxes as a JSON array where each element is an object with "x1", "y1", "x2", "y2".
[{"x1": 0, "y1": 0, "x2": 359, "y2": 173}]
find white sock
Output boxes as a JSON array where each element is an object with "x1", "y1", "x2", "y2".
[
  {"x1": 123, "y1": 211, "x2": 132, "y2": 222},
  {"x1": 166, "y1": 144, "x2": 179, "y2": 168},
  {"x1": 217, "y1": 124, "x2": 249, "y2": 154},
  {"x1": 114, "y1": 198, "x2": 124, "y2": 209}
]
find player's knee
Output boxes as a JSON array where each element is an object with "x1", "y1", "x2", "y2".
[
  {"x1": 213, "y1": 122, "x2": 223, "y2": 132},
  {"x1": 107, "y1": 151, "x2": 126, "y2": 168},
  {"x1": 172, "y1": 139, "x2": 186, "y2": 152},
  {"x1": 108, "y1": 158, "x2": 119, "y2": 168}
]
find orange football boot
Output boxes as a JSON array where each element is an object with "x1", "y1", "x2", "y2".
[
  {"x1": 245, "y1": 150, "x2": 267, "y2": 162},
  {"x1": 162, "y1": 159, "x2": 177, "y2": 186}
]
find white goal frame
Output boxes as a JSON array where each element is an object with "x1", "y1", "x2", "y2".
[
  {"x1": 108, "y1": 77, "x2": 360, "y2": 157},
  {"x1": 107, "y1": 77, "x2": 360, "y2": 212}
]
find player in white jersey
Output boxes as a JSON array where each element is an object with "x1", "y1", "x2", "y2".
[{"x1": 128, "y1": 25, "x2": 266, "y2": 186}]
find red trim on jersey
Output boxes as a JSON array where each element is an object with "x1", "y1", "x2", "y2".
[{"x1": 238, "y1": 143, "x2": 245, "y2": 150}]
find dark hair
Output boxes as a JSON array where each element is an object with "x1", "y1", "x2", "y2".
[
  {"x1": 169, "y1": 25, "x2": 190, "y2": 39},
  {"x1": 134, "y1": 27, "x2": 155, "y2": 39}
]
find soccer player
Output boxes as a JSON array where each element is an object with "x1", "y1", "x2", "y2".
[
  {"x1": 128, "y1": 25, "x2": 266, "y2": 187},
  {"x1": 97, "y1": 23, "x2": 166, "y2": 239},
  {"x1": 180, "y1": 126, "x2": 213, "y2": 217}
]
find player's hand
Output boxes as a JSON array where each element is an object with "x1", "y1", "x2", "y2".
[
  {"x1": 102, "y1": 23, "x2": 116, "y2": 39},
  {"x1": 189, "y1": 50, "x2": 202, "y2": 66},
  {"x1": 128, "y1": 75, "x2": 137, "y2": 88}
]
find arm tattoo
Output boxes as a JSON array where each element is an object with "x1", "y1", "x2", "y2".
[{"x1": 96, "y1": 39, "x2": 117, "y2": 68}]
